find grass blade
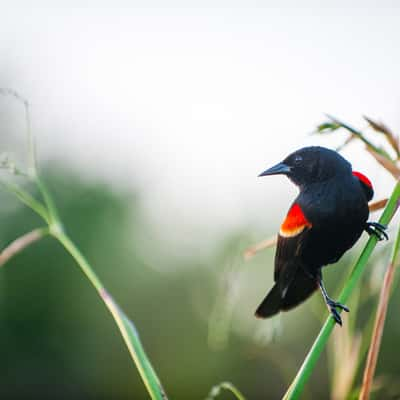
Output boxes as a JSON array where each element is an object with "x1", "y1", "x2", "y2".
[
  {"x1": 53, "y1": 231, "x2": 167, "y2": 400},
  {"x1": 206, "y1": 381, "x2": 246, "y2": 400},
  {"x1": 0, "y1": 181, "x2": 50, "y2": 224},
  {"x1": 364, "y1": 147, "x2": 400, "y2": 180},
  {"x1": 324, "y1": 115, "x2": 392, "y2": 160},
  {"x1": 101, "y1": 289, "x2": 167, "y2": 399},
  {"x1": 363, "y1": 116, "x2": 400, "y2": 158}
]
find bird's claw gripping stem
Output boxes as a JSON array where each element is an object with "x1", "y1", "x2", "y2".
[
  {"x1": 319, "y1": 278, "x2": 349, "y2": 326},
  {"x1": 365, "y1": 222, "x2": 388, "y2": 241},
  {"x1": 326, "y1": 298, "x2": 349, "y2": 326}
]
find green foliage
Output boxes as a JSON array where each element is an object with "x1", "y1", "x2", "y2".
[
  {"x1": 0, "y1": 170, "x2": 166, "y2": 399},
  {"x1": 2, "y1": 90, "x2": 400, "y2": 399},
  {"x1": 0, "y1": 90, "x2": 167, "y2": 399}
]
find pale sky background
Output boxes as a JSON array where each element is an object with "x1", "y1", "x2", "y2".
[{"x1": 1, "y1": 2, "x2": 400, "y2": 249}]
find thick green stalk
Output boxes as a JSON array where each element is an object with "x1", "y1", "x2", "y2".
[{"x1": 283, "y1": 181, "x2": 400, "y2": 400}]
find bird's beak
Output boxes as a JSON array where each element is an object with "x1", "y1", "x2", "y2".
[{"x1": 258, "y1": 162, "x2": 291, "y2": 177}]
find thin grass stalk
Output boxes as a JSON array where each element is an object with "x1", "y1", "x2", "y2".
[
  {"x1": 206, "y1": 381, "x2": 246, "y2": 400},
  {"x1": 2, "y1": 176, "x2": 166, "y2": 399},
  {"x1": 0, "y1": 228, "x2": 48, "y2": 267},
  {"x1": 244, "y1": 235, "x2": 277, "y2": 259},
  {"x1": 0, "y1": 182, "x2": 50, "y2": 224},
  {"x1": 369, "y1": 199, "x2": 388, "y2": 213},
  {"x1": 363, "y1": 116, "x2": 400, "y2": 158},
  {"x1": 35, "y1": 176, "x2": 63, "y2": 226},
  {"x1": 52, "y1": 230, "x2": 167, "y2": 400},
  {"x1": 358, "y1": 224, "x2": 400, "y2": 400},
  {"x1": 22, "y1": 95, "x2": 38, "y2": 177},
  {"x1": 0, "y1": 88, "x2": 167, "y2": 400},
  {"x1": 283, "y1": 181, "x2": 400, "y2": 400},
  {"x1": 0, "y1": 88, "x2": 37, "y2": 176}
]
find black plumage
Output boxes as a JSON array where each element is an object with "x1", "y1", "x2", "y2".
[{"x1": 256, "y1": 146, "x2": 387, "y2": 325}]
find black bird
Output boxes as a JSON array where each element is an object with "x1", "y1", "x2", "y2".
[{"x1": 256, "y1": 146, "x2": 387, "y2": 325}]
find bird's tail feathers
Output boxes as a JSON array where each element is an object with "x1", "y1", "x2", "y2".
[
  {"x1": 255, "y1": 268, "x2": 318, "y2": 318},
  {"x1": 281, "y1": 268, "x2": 318, "y2": 311},
  {"x1": 255, "y1": 283, "x2": 281, "y2": 318}
]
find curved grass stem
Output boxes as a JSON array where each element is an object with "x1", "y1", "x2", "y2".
[
  {"x1": 206, "y1": 381, "x2": 246, "y2": 400},
  {"x1": 0, "y1": 89, "x2": 167, "y2": 399},
  {"x1": 283, "y1": 181, "x2": 400, "y2": 400},
  {"x1": 0, "y1": 227, "x2": 49, "y2": 268},
  {"x1": 51, "y1": 220, "x2": 166, "y2": 400},
  {"x1": 0, "y1": 88, "x2": 38, "y2": 177}
]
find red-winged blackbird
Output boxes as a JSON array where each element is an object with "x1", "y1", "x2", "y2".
[{"x1": 256, "y1": 146, "x2": 387, "y2": 325}]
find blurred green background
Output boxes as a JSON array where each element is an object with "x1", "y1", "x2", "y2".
[
  {"x1": 1, "y1": 3, "x2": 400, "y2": 399},
  {"x1": 0, "y1": 166, "x2": 399, "y2": 399}
]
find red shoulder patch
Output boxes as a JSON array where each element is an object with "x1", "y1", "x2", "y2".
[
  {"x1": 280, "y1": 203, "x2": 312, "y2": 238},
  {"x1": 353, "y1": 171, "x2": 373, "y2": 189}
]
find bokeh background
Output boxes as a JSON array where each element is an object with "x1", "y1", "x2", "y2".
[{"x1": 1, "y1": 2, "x2": 400, "y2": 399}]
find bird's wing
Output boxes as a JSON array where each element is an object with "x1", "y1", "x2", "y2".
[{"x1": 274, "y1": 203, "x2": 313, "y2": 297}]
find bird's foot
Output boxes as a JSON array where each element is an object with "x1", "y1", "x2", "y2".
[
  {"x1": 326, "y1": 298, "x2": 350, "y2": 326},
  {"x1": 319, "y1": 277, "x2": 349, "y2": 326},
  {"x1": 365, "y1": 222, "x2": 388, "y2": 241}
]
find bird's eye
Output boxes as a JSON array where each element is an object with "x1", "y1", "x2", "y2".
[{"x1": 294, "y1": 155, "x2": 303, "y2": 164}]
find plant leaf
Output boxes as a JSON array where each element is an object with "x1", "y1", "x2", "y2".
[
  {"x1": 363, "y1": 116, "x2": 400, "y2": 157},
  {"x1": 53, "y1": 231, "x2": 167, "y2": 400},
  {"x1": 365, "y1": 147, "x2": 400, "y2": 180},
  {"x1": 326, "y1": 115, "x2": 392, "y2": 161},
  {"x1": 206, "y1": 382, "x2": 246, "y2": 400},
  {"x1": 0, "y1": 181, "x2": 50, "y2": 224},
  {"x1": 315, "y1": 122, "x2": 341, "y2": 134},
  {"x1": 102, "y1": 290, "x2": 168, "y2": 400}
]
